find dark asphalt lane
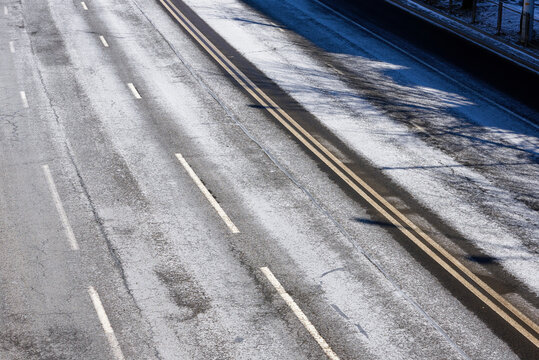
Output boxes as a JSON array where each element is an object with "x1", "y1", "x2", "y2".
[{"x1": 0, "y1": 7, "x2": 158, "y2": 358}]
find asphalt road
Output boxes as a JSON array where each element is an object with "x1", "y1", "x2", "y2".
[{"x1": 0, "y1": 0, "x2": 537, "y2": 359}]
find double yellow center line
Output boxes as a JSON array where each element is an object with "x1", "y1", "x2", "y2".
[{"x1": 158, "y1": 0, "x2": 538, "y2": 347}]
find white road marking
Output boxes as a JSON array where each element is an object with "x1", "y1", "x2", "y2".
[
  {"x1": 3, "y1": 6, "x2": 7, "y2": 15},
  {"x1": 260, "y1": 267, "x2": 340, "y2": 360},
  {"x1": 88, "y1": 286, "x2": 126, "y2": 360},
  {"x1": 127, "y1": 82, "x2": 141, "y2": 99},
  {"x1": 175, "y1": 153, "x2": 240, "y2": 233},
  {"x1": 81, "y1": 1, "x2": 88, "y2": 10},
  {"x1": 19, "y1": 91, "x2": 28, "y2": 108},
  {"x1": 9, "y1": 41, "x2": 15, "y2": 53},
  {"x1": 42, "y1": 165, "x2": 79, "y2": 250},
  {"x1": 99, "y1": 35, "x2": 109, "y2": 48}
]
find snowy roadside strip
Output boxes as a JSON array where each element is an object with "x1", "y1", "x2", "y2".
[{"x1": 158, "y1": 0, "x2": 539, "y2": 348}]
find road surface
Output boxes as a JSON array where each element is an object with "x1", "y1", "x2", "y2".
[{"x1": 0, "y1": 0, "x2": 537, "y2": 359}]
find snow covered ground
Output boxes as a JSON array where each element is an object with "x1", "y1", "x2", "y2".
[{"x1": 178, "y1": 0, "x2": 539, "y2": 295}]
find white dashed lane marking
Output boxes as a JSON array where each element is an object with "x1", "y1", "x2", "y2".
[
  {"x1": 99, "y1": 35, "x2": 109, "y2": 48},
  {"x1": 19, "y1": 91, "x2": 28, "y2": 108},
  {"x1": 88, "y1": 286, "x2": 126, "y2": 360},
  {"x1": 260, "y1": 267, "x2": 340, "y2": 360},
  {"x1": 127, "y1": 82, "x2": 142, "y2": 99},
  {"x1": 42, "y1": 165, "x2": 80, "y2": 250},
  {"x1": 175, "y1": 153, "x2": 240, "y2": 233}
]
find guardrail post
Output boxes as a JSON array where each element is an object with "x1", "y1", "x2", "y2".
[
  {"x1": 472, "y1": 0, "x2": 478, "y2": 23},
  {"x1": 496, "y1": 0, "x2": 503, "y2": 35},
  {"x1": 520, "y1": 0, "x2": 535, "y2": 45}
]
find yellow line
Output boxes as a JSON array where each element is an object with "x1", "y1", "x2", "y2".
[
  {"x1": 159, "y1": 0, "x2": 539, "y2": 345},
  {"x1": 326, "y1": 63, "x2": 343, "y2": 75}
]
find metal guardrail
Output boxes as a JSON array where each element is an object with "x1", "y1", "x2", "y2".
[
  {"x1": 485, "y1": 0, "x2": 538, "y2": 21},
  {"x1": 484, "y1": 0, "x2": 538, "y2": 39},
  {"x1": 390, "y1": 0, "x2": 539, "y2": 72},
  {"x1": 426, "y1": 0, "x2": 537, "y2": 46}
]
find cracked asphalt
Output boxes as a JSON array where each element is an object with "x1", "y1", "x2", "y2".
[{"x1": 0, "y1": 0, "x2": 537, "y2": 359}]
